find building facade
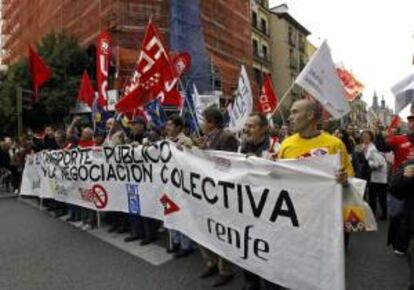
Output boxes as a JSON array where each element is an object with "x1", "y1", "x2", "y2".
[
  {"x1": 370, "y1": 91, "x2": 393, "y2": 127},
  {"x1": 347, "y1": 94, "x2": 368, "y2": 127},
  {"x1": 269, "y1": 4, "x2": 310, "y2": 114},
  {"x1": 250, "y1": 0, "x2": 271, "y2": 91},
  {"x1": 0, "y1": 0, "x2": 251, "y2": 98}
]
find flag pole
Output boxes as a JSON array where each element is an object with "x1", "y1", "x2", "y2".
[
  {"x1": 271, "y1": 82, "x2": 295, "y2": 125},
  {"x1": 178, "y1": 79, "x2": 201, "y2": 138}
]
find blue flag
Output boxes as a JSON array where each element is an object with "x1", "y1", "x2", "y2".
[
  {"x1": 92, "y1": 95, "x2": 110, "y2": 133},
  {"x1": 181, "y1": 84, "x2": 200, "y2": 135},
  {"x1": 114, "y1": 112, "x2": 131, "y2": 137},
  {"x1": 145, "y1": 98, "x2": 167, "y2": 129}
]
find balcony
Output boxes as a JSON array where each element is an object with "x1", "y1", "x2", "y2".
[
  {"x1": 299, "y1": 56, "x2": 307, "y2": 70},
  {"x1": 253, "y1": 51, "x2": 271, "y2": 66},
  {"x1": 252, "y1": 23, "x2": 270, "y2": 38}
]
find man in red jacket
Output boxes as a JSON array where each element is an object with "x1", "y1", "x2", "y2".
[
  {"x1": 387, "y1": 103, "x2": 414, "y2": 254},
  {"x1": 387, "y1": 103, "x2": 414, "y2": 173}
]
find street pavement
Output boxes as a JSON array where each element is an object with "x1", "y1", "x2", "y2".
[{"x1": 0, "y1": 196, "x2": 409, "y2": 290}]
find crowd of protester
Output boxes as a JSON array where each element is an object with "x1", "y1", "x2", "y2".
[{"x1": 1, "y1": 100, "x2": 414, "y2": 290}]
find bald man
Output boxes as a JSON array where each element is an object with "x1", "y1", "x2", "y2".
[{"x1": 278, "y1": 99, "x2": 354, "y2": 183}]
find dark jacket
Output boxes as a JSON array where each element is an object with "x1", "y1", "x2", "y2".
[
  {"x1": 206, "y1": 129, "x2": 239, "y2": 152},
  {"x1": 0, "y1": 148, "x2": 11, "y2": 170},
  {"x1": 32, "y1": 136, "x2": 59, "y2": 152},
  {"x1": 389, "y1": 160, "x2": 414, "y2": 235},
  {"x1": 240, "y1": 135, "x2": 270, "y2": 157}
]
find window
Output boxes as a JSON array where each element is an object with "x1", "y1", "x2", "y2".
[
  {"x1": 289, "y1": 48, "x2": 296, "y2": 68},
  {"x1": 252, "y1": 11, "x2": 258, "y2": 28},
  {"x1": 210, "y1": 64, "x2": 222, "y2": 91},
  {"x1": 288, "y1": 27, "x2": 295, "y2": 46},
  {"x1": 299, "y1": 34, "x2": 305, "y2": 52},
  {"x1": 261, "y1": 18, "x2": 267, "y2": 35},
  {"x1": 262, "y1": 45, "x2": 268, "y2": 61},
  {"x1": 253, "y1": 68, "x2": 262, "y2": 85},
  {"x1": 299, "y1": 53, "x2": 306, "y2": 70},
  {"x1": 252, "y1": 39, "x2": 259, "y2": 56}
]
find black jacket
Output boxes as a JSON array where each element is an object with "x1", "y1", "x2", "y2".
[
  {"x1": 0, "y1": 149, "x2": 11, "y2": 170},
  {"x1": 389, "y1": 160, "x2": 414, "y2": 234}
]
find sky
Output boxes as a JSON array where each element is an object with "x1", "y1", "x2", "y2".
[{"x1": 269, "y1": 0, "x2": 414, "y2": 114}]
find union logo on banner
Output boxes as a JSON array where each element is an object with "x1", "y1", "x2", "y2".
[
  {"x1": 343, "y1": 208, "x2": 366, "y2": 232},
  {"x1": 160, "y1": 193, "x2": 180, "y2": 216}
]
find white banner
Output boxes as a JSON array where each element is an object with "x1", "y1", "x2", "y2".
[
  {"x1": 228, "y1": 65, "x2": 253, "y2": 132},
  {"x1": 21, "y1": 143, "x2": 344, "y2": 290},
  {"x1": 391, "y1": 72, "x2": 414, "y2": 114},
  {"x1": 295, "y1": 40, "x2": 350, "y2": 119}
]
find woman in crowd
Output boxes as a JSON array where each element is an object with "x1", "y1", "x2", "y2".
[{"x1": 361, "y1": 130, "x2": 388, "y2": 220}]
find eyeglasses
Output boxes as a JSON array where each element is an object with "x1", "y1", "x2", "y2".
[{"x1": 407, "y1": 116, "x2": 414, "y2": 121}]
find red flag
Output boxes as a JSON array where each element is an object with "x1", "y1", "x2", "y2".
[
  {"x1": 336, "y1": 67, "x2": 365, "y2": 102},
  {"x1": 77, "y1": 70, "x2": 95, "y2": 107},
  {"x1": 96, "y1": 31, "x2": 112, "y2": 108},
  {"x1": 28, "y1": 45, "x2": 51, "y2": 103},
  {"x1": 387, "y1": 115, "x2": 401, "y2": 135},
  {"x1": 257, "y1": 74, "x2": 278, "y2": 114},
  {"x1": 115, "y1": 19, "x2": 178, "y2": 113},
  {"x1": 159, "y1": 52, "x2": 190, "y2": 108},
  {"x1": 171, "y1": 52, "x2": 191, "y2": 78}
]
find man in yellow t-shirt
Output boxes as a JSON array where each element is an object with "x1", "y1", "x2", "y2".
[{"x1": 279, "y1": 99, "x2": 354, "y2": 181}]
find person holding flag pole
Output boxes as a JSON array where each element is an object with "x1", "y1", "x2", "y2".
[{"x1": 180, "y1": 81, "x2": 202, "y2": 138}]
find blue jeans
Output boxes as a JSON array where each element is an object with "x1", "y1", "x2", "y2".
[{"x1": 68, "y1": 205, "x2": 81, "y2": 221}]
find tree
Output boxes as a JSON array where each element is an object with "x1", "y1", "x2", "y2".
[{"x1": 0, "y1": 31, "x2": 90, "y2": 135}]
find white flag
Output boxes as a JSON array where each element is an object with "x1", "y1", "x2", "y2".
[
  {"x1": 228, "y1": 65, "x2": 253, "y2": 132},
  {"x1": 192, "y1": 85, "x2": 221, "y2": 126},
  {"x1": 391, "y1": 72, "x2": 414, "y2": 114},
  {"x1": 295, "y1": 40, "x2": 350, "y2": 119},
  {"x1": 192, "y1": 84, "x2": 205, "y2": 125}
]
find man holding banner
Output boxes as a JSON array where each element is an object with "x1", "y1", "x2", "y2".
[
  {"x1": 198, "y1": 106, "x2": 239, "y2": 287},
  {"x1": 279, "y1": 99, "x2": 353, "y2": 182},
  {"x1": 240, "y1": 113, "x2": 282, "y2": 290},
  {"x1": 279, "y1": 99, "x2": 354, "y2": 250}
]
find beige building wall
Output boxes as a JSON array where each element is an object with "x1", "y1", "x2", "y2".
[
  {"x1": 269, "y1": 8, "x2": 310, "y2": 115},
  {"x1": 306, "y1": 40, "x2": 317, "y2": 58}
]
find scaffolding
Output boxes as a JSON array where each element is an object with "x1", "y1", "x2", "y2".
[
  {"x1": 0, "y1": 0, "x2": 253, "y2": 99},
  {"x1": 169, "y1": 0, "x2": 212, "y2": 93}
]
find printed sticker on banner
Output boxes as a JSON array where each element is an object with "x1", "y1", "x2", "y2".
[
  {"x1": 213, "y1": 157, "x2": 232, "y2": 172},
  {"x1": 91, "y1": 184, "x2": 108, "y2": 209},
  {"x1": 91, "y1": 148, "x2": 104, "y2": 160},
  {"x1": 126, "y1": 183, "x2": 140, "y2": 215}
]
